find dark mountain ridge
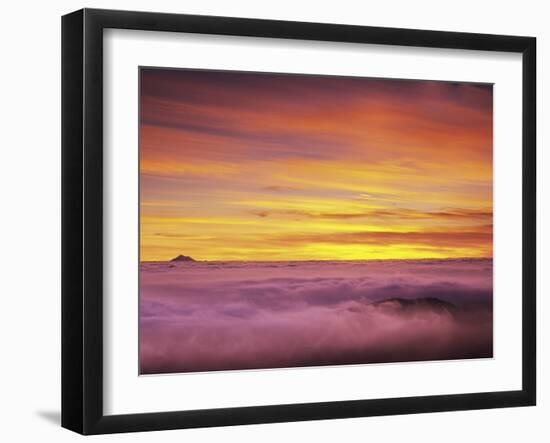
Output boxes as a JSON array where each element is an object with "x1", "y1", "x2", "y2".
[
  {"x1": 170, "y1": 255, "x2": 196, "y2": 262},
  {"x1": 371, "y1": 297, "x2": 458, "y2": 316}
]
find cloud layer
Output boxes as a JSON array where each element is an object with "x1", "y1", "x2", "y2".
[{"x1": 140, "y1": 258, "x2": 492, "y2": 374}]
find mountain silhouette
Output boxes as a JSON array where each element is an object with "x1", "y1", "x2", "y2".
[
  {"x1": 170, "y1": 254, "x2": 196, "y2": 262},
  {"x1": 371, "y1": 297, "x2": 457, "y2": 316}
]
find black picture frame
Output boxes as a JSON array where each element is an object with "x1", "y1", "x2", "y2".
[{"x1": 62, "y1": 8, "x2": 536, "y2": 435}]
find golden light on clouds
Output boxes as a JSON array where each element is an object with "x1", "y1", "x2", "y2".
[{"x1": 140, "y1": 69, "x2": 492, "y2": 261}]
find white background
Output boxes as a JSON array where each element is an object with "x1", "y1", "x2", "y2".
[{"x1": 0, "y1": 0, "x2": 547, "y2": 441}]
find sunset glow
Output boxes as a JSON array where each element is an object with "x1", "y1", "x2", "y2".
[{"x1": 140, "y1": 69, "x2": 493, "y2": 261}]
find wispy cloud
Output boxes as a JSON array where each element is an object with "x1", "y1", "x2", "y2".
[{"x1": 140, "y1": 69, "x2": 492, "y2": 261}]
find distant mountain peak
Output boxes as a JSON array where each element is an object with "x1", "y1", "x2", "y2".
[{"x1": 170, "y1": 254, "x2": 196, "y2": 262}]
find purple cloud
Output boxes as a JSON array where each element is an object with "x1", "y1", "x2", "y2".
[{"x1": 140, "y1": 258, "x2": 492, "y2": 374}]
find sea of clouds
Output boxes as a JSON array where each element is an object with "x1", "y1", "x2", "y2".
[{"x1": 140, "y1": 259, "x2": 493, "y2": 374}]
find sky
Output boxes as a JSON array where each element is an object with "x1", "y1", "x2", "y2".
[{"x1": 140, "y1": 68, "x2": 493, "y2": 262}]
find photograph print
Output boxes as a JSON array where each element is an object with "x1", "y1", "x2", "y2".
[{"x1": 139, "y1": 68, "x2": 493, "y2": 375}]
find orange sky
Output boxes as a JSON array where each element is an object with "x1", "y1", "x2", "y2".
[{"x1": 140, "y1": 69, "x2": 493, "y2": 261}]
